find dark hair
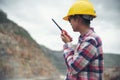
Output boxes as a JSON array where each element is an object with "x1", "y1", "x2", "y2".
[{"x1": 68, "y1": 15, "x2": 91, "y2": 26}]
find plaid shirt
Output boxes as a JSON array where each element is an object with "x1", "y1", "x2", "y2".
[{"x1": 63, "y1": 28, "x2": 103, "y2": 80}]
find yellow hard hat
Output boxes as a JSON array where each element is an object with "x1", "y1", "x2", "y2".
[{"x1": 63, "y1": 0, "x2": 96, "y2": 21}]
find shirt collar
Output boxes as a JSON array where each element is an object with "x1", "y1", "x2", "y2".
[{"x1": 79, "y1": 27, "x2": 94, "y2": 42}]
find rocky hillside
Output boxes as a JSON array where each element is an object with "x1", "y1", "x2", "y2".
[
  {"x1": 40, "y1": 45, "x2": 66, "y2": 74},
  {"x1": 0, "y1": 10, "x2": 60, "y2": 80}
]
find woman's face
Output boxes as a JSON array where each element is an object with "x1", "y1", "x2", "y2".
[{"x1": 69, "y1": 18, "x2": 82, "y2": 32}]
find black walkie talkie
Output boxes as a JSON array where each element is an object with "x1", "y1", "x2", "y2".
[
  {"x1": 52, "y1": 19, "x2": 62, "y2": 31},
  {"x1": 52, "y1": 18, "x2": 72, "y2": 41}
]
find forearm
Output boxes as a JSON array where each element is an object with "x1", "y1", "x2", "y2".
[{"x1": 63, "y1": 39, "x2": 97, "y2": 74}]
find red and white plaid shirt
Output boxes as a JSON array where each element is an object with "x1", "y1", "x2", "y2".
[{"x1": 63, "y1": 28, "x2": 103, "y2": 80}]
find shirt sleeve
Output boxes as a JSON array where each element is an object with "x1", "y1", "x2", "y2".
[
  {"x1": 63, "y1": 42, "x2": 74, "y2": 68},
  {"x1": 63, "y1": 38, "x2": 97, "y2": 74}
]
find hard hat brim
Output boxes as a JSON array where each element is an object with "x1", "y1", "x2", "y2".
[
  {"x1": 63, "y1": 14, "x2": 96, "y2": 21},
  {"x1": 63, "y1": 16, "x2": 69, "y2": 21}
]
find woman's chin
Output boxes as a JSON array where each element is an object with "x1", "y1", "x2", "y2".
[{"x1": 73, "y1": 29, "x2": 78, "y2": 32}]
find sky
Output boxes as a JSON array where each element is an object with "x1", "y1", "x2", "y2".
[{"x1": 0, "y1": 0, "x2": 120, "y2": 54}]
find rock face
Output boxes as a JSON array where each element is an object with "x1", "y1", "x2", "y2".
[
  {"x1": 104, "y1": 67, "x2": 120, "y2": 80},
  {"x1": 0, "y1": 10, "x2": 59, "y2": 80}
]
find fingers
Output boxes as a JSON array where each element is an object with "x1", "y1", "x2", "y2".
[
  {"x1": 61, "y1": 30, "x2": 72, "y2": 41},
  {"x1": 61, "y1": 33, "x2": 66, "y2": 43},
  {"x1": 61, "y1": 35, "x2": 65, "y2": 41},
  {"x1": 61, "y1": 31, "x2": 65, "y2": 37},
  {"x1": 61, "y1": 33, "x2": 65, "y2": 40},
  {"x1": 61, "y1": 33, "x2": 71, "y2": 43},
  {"x1": 61, "y1": 32, "x2": 67, "y2": 39}
]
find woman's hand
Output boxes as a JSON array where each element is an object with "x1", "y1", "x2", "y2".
[{"x1": 61, "y1": 30, "x2": 72, "y2": 43}]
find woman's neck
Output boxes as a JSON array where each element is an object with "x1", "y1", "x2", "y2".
[{"x1": 79, "y1": 26, "x2": 90, "y2": 36}]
